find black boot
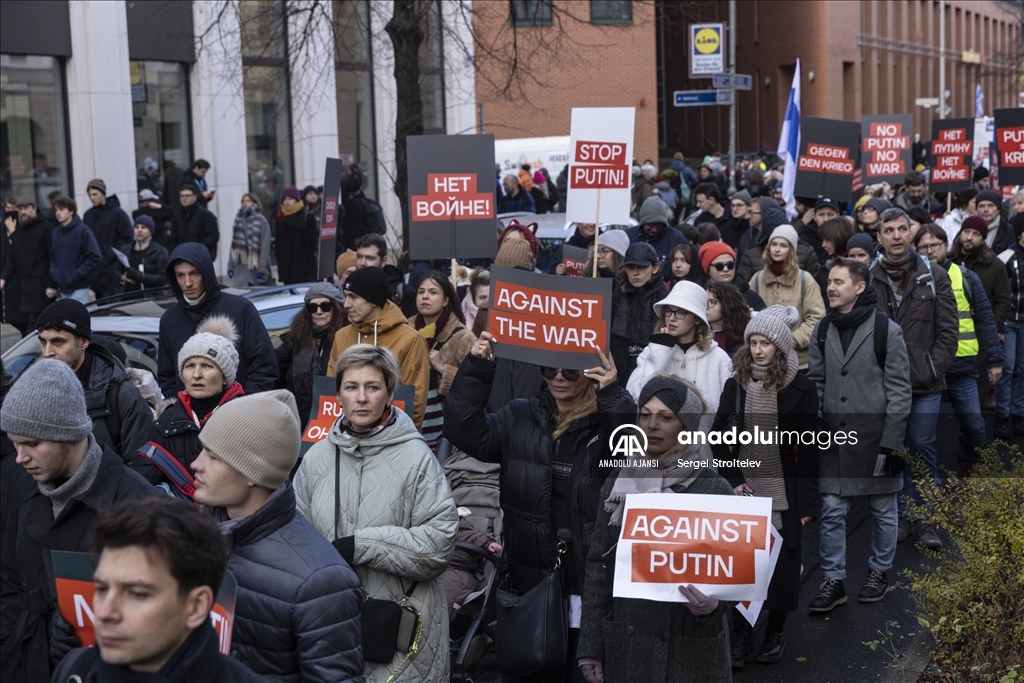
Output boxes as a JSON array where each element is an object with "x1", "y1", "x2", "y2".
[
  {"x1": 757, "y1": 611, "x2": 787, "y2": 663},
  {"x1": 730, "y1": 613, "x2": 754, "y2": 669}
]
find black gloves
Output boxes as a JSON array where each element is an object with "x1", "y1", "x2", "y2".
[{"x1": 49, "y1": 609, "x2": 80, "y2": 668}]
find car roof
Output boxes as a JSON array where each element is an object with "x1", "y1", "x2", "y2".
[
  {"x1": 497, "y1": 212, "x2": 637, "y2": 240},
  {"x1": 88, "y1": 284, "x2": 311, "y2": 320}
]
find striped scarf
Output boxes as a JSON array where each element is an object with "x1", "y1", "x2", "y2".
[{"x1": 231, "y1": 207, "x2": 265, "y2": 270}]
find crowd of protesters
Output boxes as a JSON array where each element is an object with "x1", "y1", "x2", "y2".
[{"x1": 1, "y1": 149, "x2": 1022, "y2": 683}]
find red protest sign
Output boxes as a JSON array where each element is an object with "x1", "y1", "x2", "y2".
[
  {"x1": 995, "y1": 108, "x2": 1024, "y2": 185},
  {"x1": 301, "y1": 377, "x2": 415, "y2": 456},
  {"x1": 561, "y1": 244, "x2": 589, "y2": 277},
  {"x1": 411, "y1": 173, "x2": 494, "y2": 222},
  {"x1": 797, "y1": 143, "x2": 855, "y2": 174},
  {"x1": 930, "y1": 118, "x2": 975, "y2": 192},
  {"x1": 861, "y1": 115, "x2": 913, "y2": 184},
  {"x1": 574, "y1": 140, "x2": 628, "y2": 166}
]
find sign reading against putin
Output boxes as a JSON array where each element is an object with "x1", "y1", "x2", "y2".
[
  {"x1": 487, "y1": 265, "x2": 612, "y2": 370},
  {"x1": 861, "y1": 115, "x2": 914, "y2": 185},
  {"x1": 566, "y1": 108, "x2": 635, "y2": 226},
  {"x1": 612, "y1": 493, "x2": 778, "y2": 603},
  {"x1": 407, "y1": 134, "x2": 497, "y2": 260},
  {"x1": 995, "y1": 108, "x2": 1024, "y2": 186},
  {"x1": 929, "y1": 118, "x2": 975, "y2": 193},
  {"x1": 793, "y1": 117, "x2": 861, "y2": 202}
]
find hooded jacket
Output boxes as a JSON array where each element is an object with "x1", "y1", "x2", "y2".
[
  {"x1": 209, "y1": 481, "x2": 364, "y2": 683},
  {"x1": 326, "y1": 300, "x2": 430, "y2": 430},
  {"x1": 82, "y1": 344, "x2": 155, "y2": 464},
  {"x1": 0, "y1": 214, "x2": 55, "y2": 319},
  {"x1": 157, "y1": 243, "x2": 278, "y2": 395},
  {"x1": 50, "y1": 215, "x2": 102, "y2": 293},
  {"x1": 624, "y1": 224, "x2": 688, "y2": 281},
  {"x1": 83, "y1": 194, "x2": 133, "y2": 293},
  {"x1": 384, "y1": 263, "x2": 417, "y2": 318},
  {"x1": 169, "y1": 204, "x2": 219, "y2": 261},
  {"x1": 294, "y1": 409, "x2": 457, "y2": 683}
]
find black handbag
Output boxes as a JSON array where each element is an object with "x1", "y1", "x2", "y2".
[{"x1": 494, "y1": 541, "x2": 568, "y2": 678}]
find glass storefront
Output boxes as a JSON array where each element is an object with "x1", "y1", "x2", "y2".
[
  {"x1": 0, "y1": 54, "x2": 70, "y2": 209},
  {"x1": 334, "y1": 0, "x2": 376, "y2": 198},
  {"x1": 130, "y1": 60, "x2": 191, "y2": 206}
]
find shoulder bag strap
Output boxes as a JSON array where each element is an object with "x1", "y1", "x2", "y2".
[{"x1": 334, "y1": 445, "x2": 340, "y2": 541}]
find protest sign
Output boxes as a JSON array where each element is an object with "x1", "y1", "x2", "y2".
[
  {"x1": 318, "y1": 158, "x2": 345, "y2": 279},
  {"x1": 929, "y1": 118, "x2": 975, "y2": 193},
  {"x1": 562, "y1": 244, "x2": 589, "y2": 277},
  {"x1": 52, "y1": 550, "x2": 237, "y2": 654},
  {"x1": 612, "y1": 493, "x2": 777, "y2": 603},
  {"x1": 487, "y1": 265, "x2": 612, "y2": 370},
  {"x1": 301, "y1": 376, "x2": 415, "y2": 456},
  {"x1": 734, "y1": 524, "x2": 782, "y2": 627},
  {"x1": 793, "y1": 117, "x2": 860, "y2": 202},
  {"x1": 995, "y1": 108, "x2": 1024, "y2": 186},
  {"x1": 407, "y1": 134, "x2": 497, "y2": 260},
  {"x1": 861, "y1": 115, "x2": 913, "y2": 185},
  {"x1": 566, "y1": 108, "x2": 635, "y2": 227}
]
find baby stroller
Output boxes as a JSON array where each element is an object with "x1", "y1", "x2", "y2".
[{"x1": 440, "y1": 446, "x2": 503, "y2": 682}]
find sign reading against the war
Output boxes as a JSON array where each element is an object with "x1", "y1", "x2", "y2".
[
  {"x1": 861, "y1": 115, "x2": 913, "y2": 184},
  {"x1": 612, "y1": 493, "x2": 778, "y2": 603},
  {"x1": 561, "y1": 244, "x2": 589, "y2": 277},
  {"x1": 689, "y1": 23, "x2": 725, "y2": 77},
  {"x1": 52, "y1": 550, "x2": 238, "y2": 655},
  {"x1": 407, "y1": 134, "x2": 497, "y2": 260},
  {"x1": 301, "y1": 376, "x2": 415, "y2": 456},
  {"x1": 566, "y1": 108, "x2": 635, "y2": 226},
  {"x1": 995, "y1": 108, "x2": 1024, "y2": 186},
  {"x1": 487, "y1": 265, "x2": 612, "y2": 370},
  {"x1": 793, "y1": 117, "x2": 860, "y2": 202},
  {"x1": 318, "y1": 158, "x2": 345, "y2": 279},
  {"x1": 929, "y1": 118, "x2": 975, "y2": 192}
]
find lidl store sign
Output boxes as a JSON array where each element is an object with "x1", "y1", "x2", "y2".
[{"x1": 690, "y1": 23, "x2": 724, "y2": 77}]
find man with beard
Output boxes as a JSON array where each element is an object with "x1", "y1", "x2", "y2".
[
  {"x1": 625, "y1": 196, "x2": 688, "y2": 280},
  {"x1": 1, "y1": 200, "x2": 56, "y2": 335}
]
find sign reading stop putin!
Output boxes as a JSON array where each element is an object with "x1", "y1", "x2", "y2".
[
  {"x1": 793, "y1": 117, "x2": 861, "y2": 202},
  {"x1": 612, "y1": 493, "x2": 778, "y2": 603},
  {"x1": 861, "y1": 115, "x2": 914, "y2": 185},
  {"x1": 995, "y1": 108, "x2": 1024, "y2": 186},
  {"x1": 930, "y1": 118, "x2": 975, "y2": 193},
  {"x1": 566, "y1": 108, "x2": 635, "y2": 226}
]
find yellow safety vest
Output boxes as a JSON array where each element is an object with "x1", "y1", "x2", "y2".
[{"x1": 946, "y1": 263, "x2": 978, "y2": 357}]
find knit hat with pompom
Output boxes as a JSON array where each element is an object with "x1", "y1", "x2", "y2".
[{"x1": 177, "y1": 315, "x2": 239, "y2": 386}]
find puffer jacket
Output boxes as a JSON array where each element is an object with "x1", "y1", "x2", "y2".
[
  {"x1": 610, "y1": 272, "x2": 666, "y2": 387},
  {"x1": 326, "y1": 301, "x2": 430, "y2": 429},
  {"x1": 443, "y1": 354, "x2": 636, "y2": 594},
  {"x1": 750, "y1": 268, "x2": 827, "y2": 367},
  {"x1": 82, "y1": 344, "x2": 155, "y2": 464},
  {"x1": 294, "y1": 409, "x2": 457, "y2": 683},
  {"x1": 209, "y1": 481, "x2": 364, "y2": 683}
]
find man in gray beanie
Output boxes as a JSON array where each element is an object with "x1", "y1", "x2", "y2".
[
  {"x1": 190, "y1": 390, "x2": 363, "y2": 682},
  {"x1": 0, "y1": 359, "x2": 156, "y2": 682},
  {"x1": 625, "y1": 196, "x2": 689, "y2": 280}
]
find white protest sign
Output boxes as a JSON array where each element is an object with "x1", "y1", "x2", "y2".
[
  {"x1": 612, "y1": 493, "x2": 777, "y2": 603},
  {"x1": 566, "y1": 107, "x2": 635, "y2": 226},
  {"x1": 734, "y1": 524, "x2": 782, "y2": 627}
]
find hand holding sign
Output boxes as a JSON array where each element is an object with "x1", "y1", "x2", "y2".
[
  {"x1": 582, "y1": 346, "x2": 617, "y2": 390},
  {"x1": 471, "y1": 331, "x2": 496, "y2": 360},
  {"x1": 677, "y1": 584, "x2": 720, "y2": 615}
]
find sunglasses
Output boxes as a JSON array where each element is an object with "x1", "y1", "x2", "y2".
[
  {"x1": 539, "y1": 367, "x2": 581, "y2": 381},
  {"x1": 305, "y1": 301, "x2": 333, "y2": 313},
  {"x1": 711, "y1": 261, "x2": 736, "y2": 272}
]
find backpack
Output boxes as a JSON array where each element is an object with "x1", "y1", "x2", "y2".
[{"x1": 816, "y1": 310, "x2": 889, "y2": 370}]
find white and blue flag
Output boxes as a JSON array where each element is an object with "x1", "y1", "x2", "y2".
[
  {"x1": 975, "y1": 83, "x2": 985, "y2": 118},
  {"x1": 776, "y1": 59, "x2": 801, "y2": 219}
]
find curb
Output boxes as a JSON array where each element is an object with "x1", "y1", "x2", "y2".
[{"x1": 880, "y1": 630, "x2": 935, "y2": 683}]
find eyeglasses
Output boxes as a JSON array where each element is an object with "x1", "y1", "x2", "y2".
[
  {"x1": 662, "y1": 306, "x2": 691, "y2": 320},
  {"x1": 711, "y1": 261, "x2": 736, "y2": 272},
  {"x1": 707, "y1": 298, "x2": 719, "y2": 308},
  {"x1": 539, "y1": 367, "x2": 581, "y2": 381},
  {"x1": 917, "y1": 242, "x2": 944, "y2": 253},
  {"x1": 306, "y1": 301, "x2": 333, "y2": 313}
]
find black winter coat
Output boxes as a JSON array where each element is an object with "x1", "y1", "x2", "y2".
[
  {"x1": 731, "y1": 272, "x2": 767, "y2": 312},
  {"x1": 275, "y1": 333, "x2": 332, "y2": 428},
  {"x1": 0, "y1": 444, "x2": 156, "y2": 683},
  {"x1": 83, "y1": 195, "x2": 133, "y2": 295},
  {"x1": 170, "y1": 205, "x2": 219, "y2": 261},
  {"x1": 444, "y1": 354, "x2": 636, "y2": 594},
  {"x1": 275, "y1": 208, "x2": 319, "y2": 284},
  {"x1": 158, "y1": 244, "x2": 279, "y2": 395},
  {"x1": 1, "y1": 215, "x2": 55, "y2": 320},
  {"x1": 338, "y1": 192, "x2": 386, "y2": 254},
  {"x1": 610, "y1": 273, "x2": 665, "y2": 387},
  {"x1": 209, "y1": 481, "x2": 364, "y2": 683},
  {"x1": 384, "y1": 263, "x2": 417, "y2": 318},
  {"x1": 134, "y1": 203, "x2": 176, "y2": 248},
  {"x1": 82, "y1": 344, "x2": 155, "y2": 465},
  {"x1": 120, "y1": 239, "x2": 170, "y2": 291},
  {"x1": 50, "y1": 216, "x2": 102, "y2": 294}
]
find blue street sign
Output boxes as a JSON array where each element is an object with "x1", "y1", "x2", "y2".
[
  {"x1": 674, "y1": 90, "x2": 729, "y2": 107},
  {"x1": 712, "y1": 74, "x2": 732, "y2": 89},
  {"x1": 734, "y1": 74, "x2": 753, "y2": 90}
]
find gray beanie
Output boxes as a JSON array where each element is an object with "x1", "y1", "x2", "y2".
[
  {"x1": 1, "y1": 359, "x2": 92, "y2": 442},
  {"x1": 199, "y1": 389, "x2": 301, "y2": 490},
  {"x1": 304, "y1": 282, "x2": 345, "y2": 305},
  {"x1": 744, "y1": 305, "x2": 799, "y2": 354},
  {"x1": 178, "y1": 315, "x2": 240, "y2": 386},
  {"x1": 637, "y1": 196, "x2": 669, "y2": 227},
  {"x1": 637, "y1": 376, "x2": 704, "y2": 434}
]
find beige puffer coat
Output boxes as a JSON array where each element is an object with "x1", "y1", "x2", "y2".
[{"x1": 294, "y1": 408, "x2": 459, "y2": 682}]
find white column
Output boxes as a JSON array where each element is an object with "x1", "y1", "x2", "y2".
[
  {"x1": 369, "y1": 4, "x2": 403, "y2": 256},
  {"x1": 190, "y1": 0, "x2": 250, "y2": 276},
  {"x1": 65, "y1": 1, "x2": 137, "y2": 213},
  {"x1": 441, "y1": 0, "x2": 478, "y2": 137},
  {"x1": 288, "y1": 1, "x2": 339, "y2": 190}
]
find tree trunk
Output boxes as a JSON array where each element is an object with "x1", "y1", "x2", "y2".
[{"x1": 385, "y1": 0, "x2": 425, "y2": 255}]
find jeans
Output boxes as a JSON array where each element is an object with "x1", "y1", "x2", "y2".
[
  {"x1": 995, "y1": 320, "x2": 1024, "y2": 418},
  {"x1": 945, "y1": 373, "x2": 988, "y2": 462},
  {"x1": 819, "y1": 493, "x2": 898, "y2": 580},
  {"x1": 899, "y1": 392, "x2": 942, "y2": 514},
  {"x1": 60, "y1": 288, "x2": 90, "y2": 304}
]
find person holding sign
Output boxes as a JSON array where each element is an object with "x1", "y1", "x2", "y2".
[
  {"x1": 577, "y1": 377, "x2": 734, "y2": 683},
  {"x1": 711, "y1": 306, "x2": 821, "y2": 667},
  {"x1": 444, "y1": 334, "x2": 634, "y2": 682}
]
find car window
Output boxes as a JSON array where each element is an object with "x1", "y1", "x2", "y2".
[{"x1": 259, "y1": 306, "x2": 301, "y2": 334}]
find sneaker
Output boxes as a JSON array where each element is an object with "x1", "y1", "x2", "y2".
[
  {"x1": 808, "y1": 578, "x2": 847, "y2": 613},
  {"x1": 915, "y1": 523, "x2": 943, "y2": 550},
  {"x1": 897, "y1": 515, "x2": 913, "y2": 543},
  {"x1": 1015, "y1": 417, "x2": 1024, "y2": 436},
  {"x1": 858, "y1": 569, "x2": 890, "y2": 602},
  {"x1": 996, "y1": 416, "x2": 1013, "y2": 438}
]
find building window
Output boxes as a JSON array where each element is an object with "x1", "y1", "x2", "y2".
[
  {"x1": 419, "y1": 0, "x2": 446, "y2": 135},
  {"x1": 511, "y1": 0, "x2": 553, "y2": 27},
  {"x1": 333, "y1": 0, "x2": 376, "y2": 199},
  {"x1": 0, "y1": 54, "x2": 70, "y2": 210},
  {"x1": 240, "y1": 0, "x2": 293, "y2": 222},
  {"x1": 130, "y1": 61, "x2": 191, "y2": 206},
  {"x1": 590, "y1": 0, "x2": 632, "y2": 24}
]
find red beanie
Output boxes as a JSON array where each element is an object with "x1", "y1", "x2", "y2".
[
  {"x1": 498, "y1": 220, "x2": 540, "y2": 257},
  {"x1": 698, "y1": 241, "x2": 736, "y2": 273}
]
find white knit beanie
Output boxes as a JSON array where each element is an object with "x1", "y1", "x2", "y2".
[
  {"x1": 768, "y1": 224, "x2": 800, "y2": 253},
  {"x1": 178, "y1": 315, "x2": 240, "y2": 386}
]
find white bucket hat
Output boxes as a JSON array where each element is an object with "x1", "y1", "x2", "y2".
[{"x1": 653, "y1": 281, "x2": 709, "y2": 328}]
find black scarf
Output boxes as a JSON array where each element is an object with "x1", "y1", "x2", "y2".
[
  {"x1": 828, "y1": 286, "x2": 878, "y2": 354},
  {"x1": 96, "y1": 621, "x2": 210, "y2": 683},
  {"x1": 293, "y1": 324, "x2": 332, "y2": 407}
]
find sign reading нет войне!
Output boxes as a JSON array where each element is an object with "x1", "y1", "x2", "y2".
[
  {"x1": 930, "y1": 118, "x2": 975, "y2": 192},
  {"x1": 566, "y1": 108, "x2": 635, "y2": 227}
]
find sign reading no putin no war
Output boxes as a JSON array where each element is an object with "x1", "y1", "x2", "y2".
[{"x1": 487, "y1": 265, "x2": 612, "y2": 370}]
